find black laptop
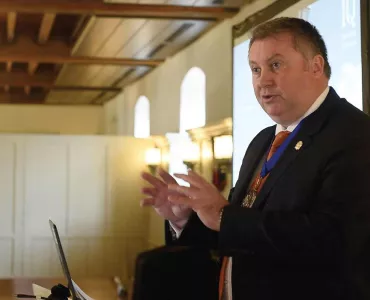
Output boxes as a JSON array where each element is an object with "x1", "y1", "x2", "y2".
[{"x1": 49, "y1": 219, "x2": 81, "y2": 300}]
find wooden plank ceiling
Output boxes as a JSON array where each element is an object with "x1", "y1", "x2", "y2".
[{"x1": 0, "y1": 0, "x2": 242, "y2": 105}]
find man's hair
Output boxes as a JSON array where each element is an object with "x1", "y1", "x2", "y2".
[{"x1": 249, "y1": 17, "x2": 331, "y2": 79}]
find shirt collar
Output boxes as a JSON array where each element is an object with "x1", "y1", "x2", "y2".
[{"x1": 275, "y1": 86, "x2": 329, "y2": 135}]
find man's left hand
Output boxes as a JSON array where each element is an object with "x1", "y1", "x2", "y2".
[{"x1": 167, "y1": 170, "x2": 229, "y2": 231}]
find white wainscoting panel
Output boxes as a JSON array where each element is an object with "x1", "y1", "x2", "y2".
[
  {"x1": 0, "y1": 134, "x2": 156, "y2": 281},
  {"x1": 0, "y1": 238, "x2": 13, "y2": 277},
  {"x1": 68, "y1": 139, "x2": 107, "y2": 237}
]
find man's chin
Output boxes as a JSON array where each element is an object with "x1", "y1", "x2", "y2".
[
  {"x1": 264, "y1": 111, "x2": 288, "y2": 126},
  {"x1": 264, "y1": 109, "x2": 283, "y2": 123},
  {"x1": 268, "y1": 114, "x2": 295, "y2": 127}
]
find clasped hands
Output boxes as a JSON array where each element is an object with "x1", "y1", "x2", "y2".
[{"x1": 141, "y1": 167, "x2": 229, "y2": 231}]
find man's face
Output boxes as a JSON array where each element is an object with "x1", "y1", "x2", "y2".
[{"x1": 249, "y1": 32, "x2": 316, "y2": 126}]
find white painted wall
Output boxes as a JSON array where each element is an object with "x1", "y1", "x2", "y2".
[
  {"x1": 103, "y1": 93, "x2": 126, "y2": 135},
  {"x1": 0, "y1": 105, "x2": 104, "y2": 135},
  {"x1": 0, "y1": 134, "x2": 158, "y2": 281}
]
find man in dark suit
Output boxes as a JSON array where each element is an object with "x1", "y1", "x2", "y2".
[{"x1": 141, "y1": 17, "x2": 370, "y2": 300}]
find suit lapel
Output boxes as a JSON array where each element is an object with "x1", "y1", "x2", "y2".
[
  {"x1": 252, "y1": 87, "x2": 341, "y2": 209},
  {"x1": 252, "y1": 131, "x2": 312, "y2": 208},
  {"x1": 231, "y1": 127, "x2": 274, "y2": 205}
]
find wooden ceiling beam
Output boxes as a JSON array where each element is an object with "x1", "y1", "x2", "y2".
[
  {"x1": 0, "y1": 0, "x2": 239, "y2": 21},
  {"x1": 0, "y1": 36, "x2": 70, "y2": 57},
  {"x1": 0, "y1": 84, "x2": 121, "y2": 92},
  {"x1": 0, "y1": 71, "x2": 56, "y2": 86},
  {"x1": 24, "y1": 86, "x2": 31, "y2": 95},
  {"x1": 7, "y1": 12, "x2": 17, "y2": 42},
  {"x1": 6, "y1": 62, "x2": 12, "y2": 73},
  {"x1": 25, "y1": 11, "x2": 56, "y2": 96},
  {"x1": 0, "y1": 73, "x2": 121, "y2": 91},
  {"x1": 26, "y1": 62, "x2": 39, "y2": 95},
  {"x1": 4, "y1": 62, "x2": 13, "y2": 92},
  {"x1": 28, "y1": 62, "x2": 38, "y2": 75},
  {"x1": 27, "y1": 62, "x2": 38, "y2": 94},
  {"x1": 0, "y1": 55, "x2": 164, "y2": 67},
  {"x1": 39, "y1": 13, "x2": 56, "y2": 44},
  {"x1": 0, "y1": 92, "x2": 46, "y2": 104},
  {"x1": 27, "y1": 12, "x2": 56, "y2": 95},
  {"x1": 49, "y1": 86, "x2": 121, "y2": 92},
  {"x1": 27, "y1": 11, "x2": 56, "y2": 96},
  {"x1": 70, "y1": 15, "x2": 91, "y2": 43}
]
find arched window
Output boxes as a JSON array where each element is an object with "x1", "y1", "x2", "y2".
[
  {"x1": 179, "y1": 67, "x2": 206, "y2": 132},
  {"x1": 167, "y1": 67, "x2": 206, "y2": 184},
  {"x1": 134, "y1": 96, "x2": 150, "y2": 138}
]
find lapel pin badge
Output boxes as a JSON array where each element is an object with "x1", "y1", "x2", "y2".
[{"x1": 295, "y1": 141, "x2": 303, "y2": 150}]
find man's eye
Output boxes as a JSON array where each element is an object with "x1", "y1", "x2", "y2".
[
  {"x1": 251, "y1": 67, "x2": 260, "y2": 74},
  {"x1": 272, "y1": 62, "x2": 280, "y2": 69}
]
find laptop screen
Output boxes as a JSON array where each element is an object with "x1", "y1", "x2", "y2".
[{"x1": 49, "y1": 219, "x2": 80, "y2": 300}]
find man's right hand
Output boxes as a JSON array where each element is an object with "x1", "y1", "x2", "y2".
[{"x1": 140, "y1": 167, "x2": 192, "y2": 228}]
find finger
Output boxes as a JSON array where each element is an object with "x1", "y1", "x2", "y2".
[
  {"x1": 168, "y1": 189, "x2": 187, "y2": 197},
  {"x1": 168, "y1": 195, "x2": 193, "y2": 207},
  {"x1": 158, "y1": 167, "x2": 178, "y2": 185},
  {"x1": 141, "y1": 172, "x2": 166, "y2": 189},
  {"x1": 142, "y1": 187, "x2": 157, "y2": 197},
  {"x1": 140, "y1": 198, "x2": 155, "y2": 207},
  {"x1": 173, "y1": 173, "x2": 203, "y2": 189},
  {"x1": 187, "y1": 170, "x2": 211, "y2": 186},
  {"x1": 168, "y1": 184, "x2": 200, "y2": 199}
]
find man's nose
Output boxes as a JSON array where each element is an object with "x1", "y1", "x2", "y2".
[{"x1": 258, "y1": 69, "x2": 274, "y2": 88}]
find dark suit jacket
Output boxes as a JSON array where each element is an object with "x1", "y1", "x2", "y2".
[{"x1": 166, "y1": 87, "x2": 370, "y2": 300}]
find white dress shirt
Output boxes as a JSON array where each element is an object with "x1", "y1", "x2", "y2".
[{"x1": 171, "y1": 86, "x2": 330, "y2": 300}]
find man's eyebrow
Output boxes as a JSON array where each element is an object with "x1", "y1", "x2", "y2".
[
  {"x1": 267, "y1": 54, "x2": 284, "y2": 62},
  {"x1": 249, "y1": 54, "x2": 285, "y2": 65}
]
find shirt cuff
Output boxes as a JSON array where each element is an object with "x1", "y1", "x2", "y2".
[{"x1": 169, "y1": 219, "x2": 187, "y2": 238}]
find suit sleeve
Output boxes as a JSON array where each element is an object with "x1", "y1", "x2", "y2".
[
  {"x1": 219, "y1": 138, "x2": 370, "y2": 260},
  {"x1": 165, "y1": 188, "x2": 235, "y2": 248}
]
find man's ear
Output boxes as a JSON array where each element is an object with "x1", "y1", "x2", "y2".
[{"x1": 311, "y1": 54, "x2": 325, "y2": 77}]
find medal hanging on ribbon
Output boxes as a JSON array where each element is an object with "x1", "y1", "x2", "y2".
[
  {"x1": 242, "y1": 176, "x2": 262, "y2": 207},
  {"x1": 242, "y1": 121, "x2": 304, "y2": 208}
]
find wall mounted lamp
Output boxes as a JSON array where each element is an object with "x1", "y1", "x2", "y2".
[
  {"x1": 213, "y1": 135, "x2": 233, "y2": 165},
  {"x1": 182, "y1": 141, "x2": 200, "y2": 170},
  {"x1": 212, "y1": 135, "x2": 233, "y2": 192},
  {"x1": 145, "y1": 147, "x2": 161, "y2": 175}
]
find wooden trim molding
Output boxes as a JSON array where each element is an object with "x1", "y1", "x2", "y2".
[
  {"x1": 232, "y1": 0, "x2": 301, "y2": 40},
  {"x1": 187, "y1": 118, "x2": 232, "y2": 142}
]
